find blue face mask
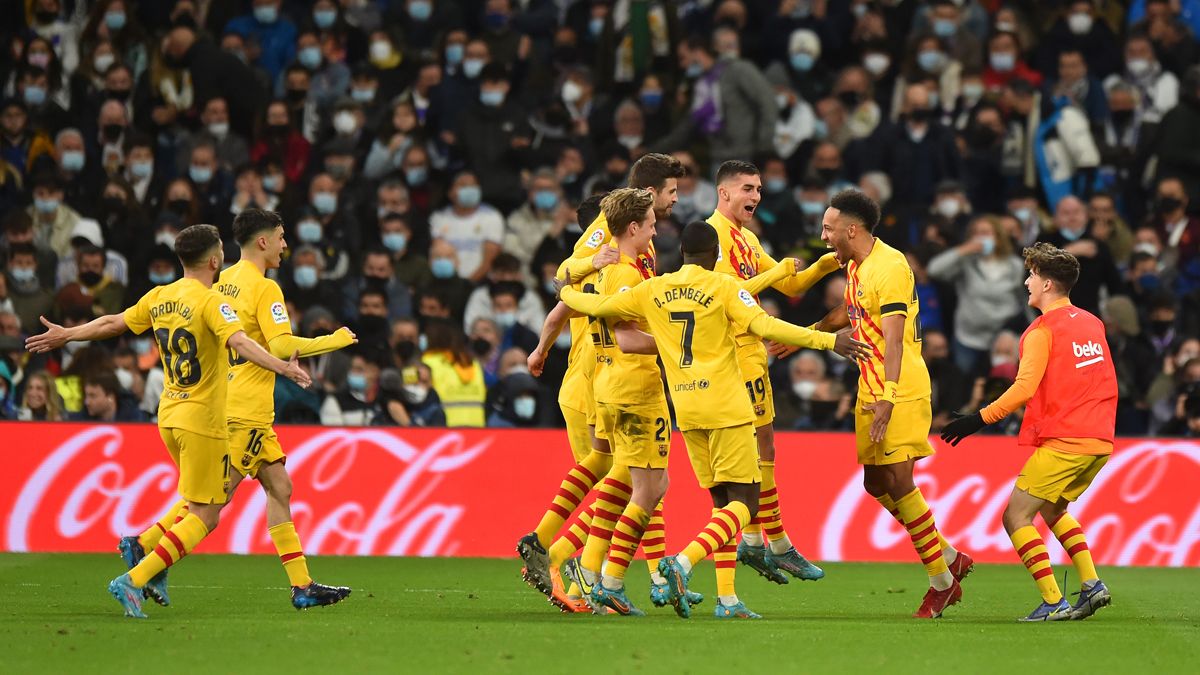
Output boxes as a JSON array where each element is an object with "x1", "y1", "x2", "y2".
[
  {"x1": 298, "y1": 46, "x2": 322, "y2": 70},
  {"x1": 533, "y1": 190, "x2": 559, "y2": 211},
  {"x1": 456, "y1": 185, "x2": 482, "y2": 208},
  {"x1": 764, "y1": 177, "x2": 788, "y2": 194},
  {"x1": 495, "y1": 311, "x2": 517, "y2": 330},
  {"x1": 933, "y1": 18, "x2": 957, "y2": 37},
  {"x1": 463, "y1": 58, "x2": 484, "y2": 79},
  {"x1": 639, "y1": 91, "x2": 663, "y2": 108},
  {"x1": 313, "y1": 8, "x2": 337, "y2": 29},
  {"x1": 431, "y1": 258, "x2": 456, "y2": 279},
  {"x1": 254, "y1": 5, "x2": 278, "y2": 24},
  {"x1": 480, "y1": 89, "x2": 505, "y2": 107},
  {"x1": 589, "y1": 17, "x2": 604, "y2": 38},
  {"x1": 130, "y1": 159, "x2": 153, "y2": 179},
  {"x1": 34, "y1": 197, "x2": 60, "y2": 213},
  {"x1": 297, "y1": 220, "x2": 323, "y2": 243},
  {"x1": 347, "y1": 372, "x2": 368, "y2": 392},
  {"x1": 351, "y1": 87, "x2": 376, "y2": 103},
  {"x1": 10, "y1": 267, "x2": 36, "y2": 283},
  {"x1": 445, "y1": 43, "x2": 464, "y2": 65},
  {"x1": 1060, "y1": 227, "x2": 1084, "y2": 242},
  {"x1": 485, "y1": 12, "x2": 508, "y2": 29},
  {"x1": 149, "y1": 270, "x2": 175, "y2": 285},
  {"x1": 1138, "y1": 273, "x2": 1161, "y2": 291},
  {"x1": 790, "y1": 52, "x2": 815, "y2": 72},
  {"x1": 293, "y1": 265, "x2": 318, "y2": 288},
  {"x1": 980, "y1": 236, "x2": 996, "y2": 256},
  {"x1": 513, "y1": 396, "x2": 536, "y2": 420},
  {"x1": 60, "y1": 150, "x2": 84, "y2": 172},
  {"x1": 800, "y1": 200, "x2": 825, "y2": 216},
  {"x1": 990, "y1": 52, "x2": 1015, "y2": 72},
  {"x1": 917, "y1": 51, "x2": 945, "y2": 72},
  {"x1": 405, "y1": 166, "x2": 428, "y2": 186},
  {"x1": 312, "y1": 191, "x2": 337, "y2": 215},
  {"x1": 189, "y1": 164, "x2": 213, "y2": 184},
  {"x1": 685, "y1": 63, "x2": 704, "y2": 79},
  {"x1": 23, "y1": 85, "x2": 46, "y2": 106},
  {"x1": 262, "y1": 174, "x2": 281, "y2": 192},
  {"x1": 409, "y1": 0, "x2": 432, "y2": 21},
  {"x1": 1012, "y1": 207, "x2": 1033, "y2": 223},
  {"x1": 105, "y1": 11, "x2": 126, "y2": 30},
  {"x1": 418, "y1": 334, "x2": 429, "y2": 352},
  {"x1": 812, "y1": 118, "x2": 828, "y2": 140},
  {"x1": 382, "y1": 232, "x2": 407, "y2": 252}
]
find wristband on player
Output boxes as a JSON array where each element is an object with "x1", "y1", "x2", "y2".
[{"x1": 881, "y1": 381, "x2": 898, "y2": 403}]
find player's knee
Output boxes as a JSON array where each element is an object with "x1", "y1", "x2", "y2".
[
  {"x1": 861, "y1": 473, "x2": 887, "y2": 498},
  {"x1": 1001, "y1": 503, "x2": 1031, "y2": 534}
]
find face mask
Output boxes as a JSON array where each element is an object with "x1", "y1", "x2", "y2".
[
  {"x1": 617, "y1": 134, "x2": 642, "y2": 149},
  {"x1": 10, "y1": 267, "x2": 36, "y2": 284},
  {"x1": 262, "y1": 174, "x2": 281, "y2": 192},
  {"x1": 351, "y1": 87, "x2": 376, "y2": 104},
  {"x1": 1138, "y1": 273, "x2": 1161, "y2": 292},
  {"x1": 776, "y1": 92, "x2": 793, "y2": 110},
  {"x1": 513, "y1": 395, "x2": 536, "y2": 420},
  {"x1": 1012, "y1": 206, "x2": 1033, "y2": 223},
  {"x1": 838, "y1": 90, "x2": 862, "y2": 108},
  {"x1": 312, "y1": 191, "x2": 338, "y2": 215},
  {"x1": 102, "y1": 124, "x2": 124, "y2": 142},
  {"x1": 468, "y1": 337, "x2": 491, "y2": 357},
  {"x1": 1060, "y1": 226, "x2": 1084, "y2": 242},
  {"x1": 189, "y1": 164, "x2": 213, "y2": 183},
  {"x1": 402, "y1": 383, "x2": 428, "y2": 402},
  {"x1": 792, "y1": 380, "x2": 818, "y2": 400},
  {"x1": 995, "y1": 20, "x2": 1016, "y2": 33},
  {"x1": 991, "y1": 354, "x2": 1012, "y2": 368},
  {"x1": 815, "y1": 167, "x2": 838, "y2": 185},
  {"x1": 456, "y1": 185, "x2": 482, "y2": 208},
  {"x1": 102, "y1": 195, "x2": 126, "y2": 215},
  {"x1": 933, "y1": 18, "x2": 956, "y2": 37},
  {"x1": 990, "y1": 52, "x2": 1015, "y2": 72},
  {"x1": 382, "y1": 232, "x2": 407, "y2": 252},
  {"x1": 813, "y1": 118, "x2": 828, "y2": 140},
  {"x1": 156, "y1": 230, "x2": 177, "y2": 249},
  {"x1": 1134, "y1": 242, "x2": 1161, "y2": 258},
  {"x1": 862, "y1": 53, "x2": 889, "y2": 76},
  {"x1": 562, "y1": 80, "x2": 583, "y2": 104},
  {"x1": 445, "y1": 43, "x2": 464, "y2": 65},
  {"x1": 405, "y1": 166, "x2": 428, "y2": 186},
  {"x1": 908, "y1": 125, "x2": 928, "y2": 143},
  {"x1": 1150, "y1": 319, "x2": 1173, "y2": 336},
  {"x1": 431, "y1": 258, "x2": 456, "y2": 279},
  {"x1": 1068, "y1": 13, "x2": 1093, "y2": 35},
  {"x1": 495, "y1": 311, "x2": 517, "y2": 329},
  {"x1": 485, "y1": 12, "x2": 508, "y2": 30},
  {"x1": 254, "y1": 5, "x2": 279, "y2": 24},
  {"x1": 286, "y1": 88, "x2": 308, "y2": 103},
  {"x1": 927, "y1": 91, "x2": 940, "y2": 108},
  {"x1": 418, "y1": 334, "x2": 429, "y2": 352},
  {"x1": 588, "y1": 17, "x2": 604, "y2": 37},
  {"x1": 791, "y1": 52, "x2": 815, "y2": 72},
  {"x1": 962, "y1": 82, "x2": 984, "y2": 102},
  {"x1": 333, "y1": 110, "x2": 358, "y2": 134},
  {"x1": 533, "y1": 190, "x2": 559, "y2": 211},
  {"x1": 370, "y1": 40, "x2": 392, "y2": 63},
  {"x1": 1155, "y1": 196, "x2": 1183, "y2": 215},
  {"x1": 917, "y1": 51, "x2": 946, "y2": 72},
  {"x1": 207, "y1": 122, "x2": 229, "y2": 138},
  {"x1": 634, "y1": 91, "x2": 662, "y2": 111},
  {"x1": 801, "y1": 200, "x2": 824, "y2": 216},
  {"x1": 313, "y1": 8, "x2": 337, "y2": 28},
  {"x1": 105, "y1": 11, "x2": 126, "y2": 30},
  {"x1": 125, "y1": 159, "x2": 152, "y2": 179},
  {"x1": 34, "y1": 197, "x2": 59, "y2": 213},
  {"x1": 23, "y1": 85, "x2": 46, "y2": 106},
  {"x1": 28, "y1": 52, "x2": 51, "y2": 68},
  {"x1": 347, "y1": 372, "x2": 368, "y2": 392},
  {"x1": 1127, "y1": 58, "x2": 1151, "y2": 77},
  {"x1": 480, "y1": 89, "x2": 505, "y2": 107},
  {"x1": 980, "y1": 236, "x2": 996, "y2": 256},
  {"x1": 936, "y1": 198, "x2": 960, "y2": 218},
  {"x1": 1111, "y1": 109, "x2": 1134, "y2": 127},
  {"x1": 297, "y1": 220, "x2": 323, "y2": 243},
  {"x1": 408, "y1": 0, "x2": 432, "y2": 20},
  {"x1": 685, "y1": 63, "x2": 704, "y2": 79},
  {"x1": 168, "y1": 198, "x2": 191, "y2": 215},
  {"x1": 294, "y1": 264, "x2": 319, "y2": 288},
  {"x1": 60, "y1": 150, "x2": 84, "y2": 172},
  {"x1": 149, "y1": 270, "x2": 175, "y2": 285},
  {"x1": 463, "y1": 58, "x2": 485, "y2": 79},
  {"x1": 94, "y1": 52, "x2": 115, "y2": 74},
  {"x1": 79, "y1": 270, "x2": 102, "y2": 286},
  {"x1": 764, "y1": 177, "x2": 787, "y2": 194},
  {"x1": 298, "y1": 46, "x2": 322, "y2": 70}
]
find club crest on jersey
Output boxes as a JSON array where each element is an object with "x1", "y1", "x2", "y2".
[
  {"x1": 218, "y1": 303, "x2": 239, "y2": 323},
  {"x1": 698, "y1": 379, "x2": 710, "y2": 390},
  {"x1": 584, "y1": 230, "x2": 605, "y2": 249},
  {"x1": 270, "y1": 302, "x2": 289, "y2": 324}
]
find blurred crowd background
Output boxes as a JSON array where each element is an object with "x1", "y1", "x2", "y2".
[{"x1": 2, "y1": 0, "x2": 1200, "y2": 438}]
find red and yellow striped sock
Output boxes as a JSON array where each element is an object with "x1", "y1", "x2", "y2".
[
  {"x1": 604, "y1": 503, "x2": 650, "y2": 582},
  {"x1": 137, "y1": 499, "x2": 187, "y2": 553},
  {"x1": 1048, "y1": 513, "x2": 1098, "y2": 585},
  {"x1": 533, "y1": 450, "x2": 613, "y2": 547},
  {"x1": 580, "y1": 465, "x2": 631, "y2": 573},
  {"x1": 679, "y1": 501, "x2": 751, "y2": 568},
  {"x1": 758, "y1": 461, "x2": 786, "y2": 545},
  {"x1": 268, "y1": 521, "x2": 312, "y2": 588},
  {"x1": 895, "y1": 488, "x2": 951, "y2": 582},
  {"x1": 128, "y1": 513, "x2": 208, "y2": 587},
  {"x1": 876, "y1": 493, "x2": 956, "y2": 562},
  {"x1": 550, "y1": 502, "x2": 593, "y2": 597},
  {"x1": 714, "y1": 510, "x2": 738, "y2": 597},
  {"x1": 642, "y1": 500, "x2": 666, "y2": 577},
  {"x1": 1011, "y1": 525, "x2": 1062, "y2": 603}
]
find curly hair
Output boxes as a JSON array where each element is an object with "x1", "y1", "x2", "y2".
[{"x1": 1023, "y1": 242, "x2": 1080, "y2": 293}]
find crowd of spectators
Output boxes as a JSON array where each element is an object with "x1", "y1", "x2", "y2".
[{"x1": 3, "y1": 0, "x2": 1200, "y2": 438}]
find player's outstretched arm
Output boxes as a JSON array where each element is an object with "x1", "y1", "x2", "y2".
[
  {"x1": 614, "y1": 323, "x2": 657, "y2": 355},
  {"x1": 770, "y1": 251, "x2": 841, "y2": 297},
  {"x1": 739, "y1": 257, "x2": 795, "y2": 296},
  {"x1": 25, "y1": 314, "x2": 129, "y2": 353},
  {"x1": 267, "y1": 327, "x2": 357, "y2": 359},
  {"x1": 228, "y1": 332, "x2": 312, "y2": 388},
  {"x1": 748, "y1": 314, "x2": 870, "y2": 361},
  {"x1": 766, "y1": 302, "x2": 851, "y2": 359}
]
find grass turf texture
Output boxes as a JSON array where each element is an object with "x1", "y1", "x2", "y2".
[{"x1": 1, "y1": 554, "x2": 1197, "y2": 674}]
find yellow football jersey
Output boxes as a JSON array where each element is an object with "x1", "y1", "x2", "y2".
[
  {"x1": 554, "y1": 257, "x2": 596, "y2": 414},
  {"x1": 217, "y1": 260, "x2": 295, "y2": 425},
  {"x1": 123, "y1": 278, "x2": 244, "y2": 439},
  {"x1": 844, "y1": 239, "x2": 931, "y2": 403},
  {"x1": 585, "y1": 253, "x2": 663, "y2": 406},
  {"x1": 562, "y1": 264, "x2": 833, "y2": 430}
]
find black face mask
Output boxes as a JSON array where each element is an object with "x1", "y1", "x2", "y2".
[
  {"x1": 968, "y1": 125, "x2": 998, "y2": 148},
  {"x1": 837, "y1": 90, "x2": 862, "y2": 108},
  {"x1": 35, "y1": 10, "x2": 57, "y2": 23},
  {"x1": 286, "y1": 88, "x2": 308, "y2": 103},
  {"x1": 395, "y1": 340, "x2": 417, "y2": 361},
  {"x1": 1111, "y1": 109, "x2": 1134, "y2": 127},
  {"x1": 79, "y1": 270, "x2": 102, "y2": 286},
  {"x1": 363, "y1": 274, "x2": 390, "y2": 289},
  {"x1": 470, "y1": 337, "x2": 492, "y2": 357},
  {"x1": 908, "y1": 107, "x2": 934, "y2": 124},
  {"x1": 268, "y1": 123, "x2": 290, "y2": 137},
  {"x1": 106, "y1": 89, "x2": 131, "y2": 103},
  {"x1": 552, "y1": 45, "x2": 579, "y2": 65},
  {"x1": 357, "y1": 315, "x2": 388, "y2": 333},
  {"x1": 1155, "y1": 196, "x2": 1183, "y2": 215},
  {"x1": 168, "y1": 198, "x2": 191, "y2": 215},
  {"x1": 102, "y1": 196, "x2": 125, "y2": 218},
  {"x1": 102, "y1": 123, "x2": 124, "y2": 142},
  {"x1": 815, "y1": 167, "x2": 838, "y2": 184},
  {"x1": 1150, "y1": 319, "x2": 1174, "y2": 336}
]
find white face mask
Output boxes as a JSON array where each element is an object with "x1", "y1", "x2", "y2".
[
  {"x1": 936, "y1": 198, "x2": 961, "y2": 218},
  {"x1": 991, "y1": 354, "x2": 1013, "y2": 368},
  {"x1": 208, "y1": 122, "x2": 229, "y2": 138},
  {"x1": 402, "y1": 383, "x2": 428, "y2": 402},
  {"x1": 156, "y1": 231, "x2": 177, "y2": 249},
  {"x1": 333, "y1": 111, "x2": 358, "y2": 134},
  {"x1": 561, "y1": 80, "x2": 583, "y2": 104},
  {"x1": 513, "y1": 395, "x2": 537, "y2": 420},
  {"x1": 863, "y1": 53, "x2": 890, "y2": 76},
  {"x1": 792, "y1": 380, "x2": 818, "y2": 400}
]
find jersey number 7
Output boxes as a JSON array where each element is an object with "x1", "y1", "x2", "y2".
[{"x1": 669, "y1": 311, "x2": 695, "y2": 367}]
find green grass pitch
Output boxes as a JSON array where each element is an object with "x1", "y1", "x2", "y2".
[{"x1": 1, "y1": 553, "x2": 1197, "y2": 674}]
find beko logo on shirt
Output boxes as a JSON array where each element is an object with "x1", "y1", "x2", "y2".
[{"x1": 1072, "y1": 341, "x2": 1103, "y2": 357}]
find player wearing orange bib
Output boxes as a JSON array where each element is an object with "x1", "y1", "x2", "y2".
[
  {"x1": 704, "y1": 160, "x2": 843, "y2": 584},
  {"x1": 941, "y1": 243, "x2": 1115, "y2": 622},
  {"x1": 25, "y1": 224, "x2": 311, "y2": 618},
  {"x1": 813, "y1": 190, "x2": 971, "y2": 619}
]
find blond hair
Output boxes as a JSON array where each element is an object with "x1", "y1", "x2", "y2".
[{"x1": 600, "y1": 188, "x2": 654, "y2": 237}]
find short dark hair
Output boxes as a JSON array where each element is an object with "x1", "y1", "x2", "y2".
[
  {"x1": 490, "y1": 280, "x2": 525, "y2": 303},
  {"x1": 358, "y1": 287, "x2": 387, "y2": 305},
  {"x1": 77, "y1": 244, "x2": 106, "y2": 263},
  {"x1": 492, "y1": 253, "x2": 521, "y2": 274},
  {"x1": 577, "y1": 194, "x2": 604, "y2": 227},
  {"x1": 715, "y1": 160, "x2": 759, "y2": 185},
  {"x1": 1023, "y1": 242, "x2": 1080, "y2": 293},
  {"x1": 232, "y1": 208, "x2": 283, "y2": 246},
  {"x1": 681, "y1": 220, "x2": 719, "y2": 255},
  {"x1": 628, "y1": 153, "x2": 686, "y2": 191},
  {"x1": 829, "y1": 189, "x2": 881, "y2": 231},
  {"x1": 8, "y1": 242, "x2": 37, "y2": 260},
  {"x1": 174, "y1": 224, "x2": 222, "y2": 267},
  {"x1": 85, "y1": 370, "x2": 120, "y2": 398}
]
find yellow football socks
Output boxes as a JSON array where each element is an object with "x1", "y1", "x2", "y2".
[
  {"x1": 679, "y1": 501, "x2": 751, "y2": 569},
  {"x1": 533, "y1": 450, "x2": 613, "y2": 547},
  {"x1": 642, "y1": 500, "x2": 666, "y2": 577},
  {"x1": 580, "y1": 465, "x2": 631, "y2": 574},
  {"x1": 137, "y1": 499, "x2": 187, "y2": 553},
  {"x1": 603, "y1": 503, "x2": 649, "y2": 584},
  {"x1": 129, "y1": 512, "x2": 208, "y2": 587},
  {"x1": 268, "y1": 521, "x2": 312, "y2": 588},
  {"x1": 1049, "y1": 513, "x2": 1099, "y2": 585},
  {"x1": 876, "y1": 492, "x2": 957, "y2": 563},
  {"x1": 896, "y1": 488, "x2": 952, "y2": 588},
  {"x1": 1011, "y1": 525, "x2": 1063, "y2": 603}
]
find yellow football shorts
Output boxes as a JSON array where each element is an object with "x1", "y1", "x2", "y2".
[
  {"x1": 596, "y1": 399, "x2": 670, "y2": 470},
  {"x1": 228, "y1": 423, "x2": 286, "y2": 479},
  {"x1": 855, "y1": 397, "x2": 935, "y2": 465},
  {"x1": 737, "y1": 341, "x2": 774, "y2": 427},
  {"x1": 560, "y1": 404, "x2": 593, "y2": 462},
  {"x1": 681, "y1": 423, "x2": 761, "y2": 488},
  {"x1": 159, "y1": 427, "x2": 230, "y2": 505},
  {"x1": 1016, "y1": 446, "x2": 1110, "y2": 503}
]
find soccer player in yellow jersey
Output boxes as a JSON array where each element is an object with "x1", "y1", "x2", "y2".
[
  {"x1": 26, "y1": 224, "x2": 311, "y2": 618},
  {"x1": 122, "y1": 209, "x2": 357, "y2": 610},
  {"x1": 557, "y1": 220, "x2": 870, "y2": 618},
  {"x1": 813, "y1": 189, "x2": 972, "y2": 619},
  {"x1": 704, "y1": 160, "x2": 843, "y2": 583}
]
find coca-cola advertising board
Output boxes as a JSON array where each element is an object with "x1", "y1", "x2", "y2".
[{"x1": 2, "y1": 422, "x2": 1198, "y2": 566}]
